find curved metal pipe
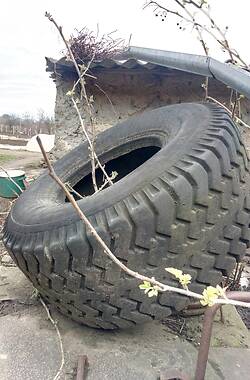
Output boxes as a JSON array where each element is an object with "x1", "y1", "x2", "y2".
[
  {"x1": 123, "y1": 46, "x2": 250, "y2": 100},
  {"x1": 195, "y1": 291, "x2": 250, "y2": 380}
]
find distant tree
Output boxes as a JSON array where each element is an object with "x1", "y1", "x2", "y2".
[
  {"x1": 0, "y1": 113, "x2": 20, "y2": 127},
  {"x1": 37, "y1": 108, "x2": 55, "y2": 134},
  {"x1": 0, "y1": 110, "x2": 54, "y2": 136}
]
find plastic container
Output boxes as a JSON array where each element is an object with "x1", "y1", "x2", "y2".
[{"x1": 0, "y1": 169, "x2": 26, "y2": 198}]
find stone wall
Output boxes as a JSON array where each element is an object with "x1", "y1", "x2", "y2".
[{"x1": 53, "y1": 67, "x2": 250, "y2": 157}]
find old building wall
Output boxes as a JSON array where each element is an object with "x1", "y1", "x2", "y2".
[{"x1": 53, "y1": 68, "x2": 250, "y2": 157}]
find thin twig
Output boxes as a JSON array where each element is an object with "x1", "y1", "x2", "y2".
[
  {"x1": 229, "y1": 89, "x2": 234, "y2": 106},
  {"x1": 65, "y1": 183, "x2": 85, "y2": 199},
  {"x1": 45, "y1": 12, "x2": 91, "y2": 112},
  {"x1": 238, "y1": 97, "x2": 242, "y2": 119},
  {"x1": 39, "y1": 297, "x2": 65, "y2": 380},
  {"x1": 94, "y1": 171, "x2": 118, "y2": 194},
  {"x1": 94, "y1": 83, "x2": 118, "y2": 118},
  {"x1": 45, "y1": 11, "x2": 98, "y2": 190},
  {"x1": 179, "y1": 320, "x2": 186, "y2": 334},
  {"x1": 71, "y1": 52, "x2": 96, "y2": 96},
  {"x1": 36, "y1": 136, "x2": 250, "y2": 310},
  {"x1": 187, "y1": 0, "x2": 247, "y2": 66},
  {"x1": 207, "y1": 96, "x2": 250, "y2": 129},
  {"x1": 72, "y1": 97, "x2": 98, "y2": 192},
  {"x1": 0, "y1": 166, "x2": 23, "y2": 193},
  {"x1": 68, "y1": 26, "x2": 126, "y2": 62},
  {"x1": 146, "y1": 1, "x2": 248, "y2": 67},
  {"x1": 45, "y1": 12, "x2": 114, "y2": 190},
  {"x1": 231, "y1": 91, "x2": 238, "y2": 119},
  {"x1": 71, "y1": 97, "x2": 114, "y2": 187},
  {"x1": 202, "y1": 77, "x2": 209, "y2": 100}
]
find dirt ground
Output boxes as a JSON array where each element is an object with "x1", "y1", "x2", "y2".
[
  {"x1": 0, "y1": 148, "x2": 42, "y2": 170},
  {"x1": 0, "y1": 261, "x2": 249, "y2": 380},
  {"x1": 0, "y1": 148, "x2": 44, "y2": 263}
]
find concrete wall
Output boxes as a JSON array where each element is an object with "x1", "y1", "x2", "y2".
[{"x1": 53, "y1": 68, "x2": 250, "y2": 157}]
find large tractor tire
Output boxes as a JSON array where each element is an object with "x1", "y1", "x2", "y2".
[{"x1": 3, "y1": 103, "x2": 250, "y2": 329}]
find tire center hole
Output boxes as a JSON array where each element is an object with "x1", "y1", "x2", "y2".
[{"x1": 66, "y1": 145, "x2": 160, "y2": 199}]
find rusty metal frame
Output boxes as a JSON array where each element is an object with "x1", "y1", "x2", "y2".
[
  {"x1": 194, "y1": 291, "x2": 250, "y2": 380},
  {"x1": 74, "y1": 293, "x2": 249, "y2": 380},
  {"x1": 160, "y1": 291, "x2": 250, "y2": 380},
  {"x1": 76, "y1": 355, "x2": 88, "y2": 380}
]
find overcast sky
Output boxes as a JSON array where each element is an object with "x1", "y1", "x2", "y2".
[{"x1": 1, "y1": 0, "x2": 249, "y2": 118}]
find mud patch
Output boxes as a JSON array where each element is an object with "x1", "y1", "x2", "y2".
[{"x1": 162, "y1": 304, "x2": 250, "y2": 349}]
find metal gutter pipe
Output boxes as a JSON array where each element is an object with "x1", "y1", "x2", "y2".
[{"x1": 123, "y1": 46, "x2": 250, "y2": 100}]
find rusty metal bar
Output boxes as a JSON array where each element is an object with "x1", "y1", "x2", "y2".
[
  {"x1": 194, "y1": 291, "x2": 250, "y2": 380},
  {"x1": 76, "y1": 355, "x2": 88, "y2": 380}
]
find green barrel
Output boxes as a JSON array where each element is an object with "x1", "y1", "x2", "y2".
[{"x1": 0, "y1": 170, "x2": 26, "y2": 198}]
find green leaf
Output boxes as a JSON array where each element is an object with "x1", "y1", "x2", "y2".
[
  {"x1": 139, "y1": 281, "x2": 152, "y2": 290},
  {"x1": 179, "y1": 274, "x2": 192, "y2": 289},
  {"x1": 66, "y1": 90, "x2": 74, "y2": 97},
  {"x1": 200, "y1": 286, "x2": 219, "y2": 307},
  {"x1": 111, "y1": 171, "x2": 118, "y2": 179},
  {"x1": 79, "y1": 64, "x2": 87, "y2": 71},
  {"x1": 215, "y1": 285, "x2": 225, "y2": 297},
  {"x1": 165, "y1": 267, "x2": 183, "y2": 278},
  {"x1": 148, "y1": 288, "x2": 159, "y2": 298},
  {"x1": 165, "y1": 267, "x2": 192, "y2": 289}
]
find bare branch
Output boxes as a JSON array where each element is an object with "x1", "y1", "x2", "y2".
[
  {"x1": 186, "y1": 0, "x2": 246, "y2": 65},
  {"x1": 68, "y1": 26, "x2": 126, "y2": 62},
  {"x1": 71, "y1": 52, "x2": 97, "y2": 96},
  {"x1": 65, "y1": 182, "x2": 85, "y2": 199},
  {"x1": 207, "y1": 96, "x2": 250, "y2": 129},
  {"x1": 0, "y1": 166, "x2": 23, "y2": 194},
  {"x1": 94, "y1": 83, "x2": 118, "y2": 118},
  {"x1": 145, "y1": 1, "x2": 248, "y2": 67},
  {"x1": 45, "y1": 12, "x2": 115, "y2": 190},
  {"x1": 231, "y1": 91, "x2": 238, "y2": 119},
  {"x1": 71, "y1": 98, "x2": 114, "y2": 187},
  {"x1": 39, "y1": 297, "x2": 65, "y2": 380},
  {"x1": 45, "y1": 12, "x2": 95, "y2": 128}
]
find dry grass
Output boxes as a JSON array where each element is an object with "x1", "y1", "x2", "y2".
[
  {"x1": 67, "y1": 27, "x2": 127, "y2": 62},
  {"x1": 0, "y1": 153, "x2": 15, "y2": 165}
]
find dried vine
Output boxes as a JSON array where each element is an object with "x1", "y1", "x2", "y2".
[{"x1": 144, "y1": 0, "x2": 250, "y2": 124}]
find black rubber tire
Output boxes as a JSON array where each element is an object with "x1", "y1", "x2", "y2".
[{"x1": 3, "y1": 103, "x2": 250, "y2": 329}]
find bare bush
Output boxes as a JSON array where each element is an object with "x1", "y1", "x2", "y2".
[{"x1": 67, "y1": 27, "x2": 127, "y2": 63}]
